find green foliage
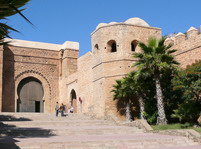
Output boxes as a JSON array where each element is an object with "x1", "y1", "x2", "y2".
[
  {"x1": 152, "y1": 123, "x2": 201, "y2": 134},
  {"x1": 172, "y1": 60, "x2": 201, "y2": 123},
  {"x1": 144, "y1": 111, "x2": 157, "y2": 124},
  {"x1": 141, "y1": 76, "x2": 157, "y2": 124},
  {"x1": 152, "y1": 123, "x2": 190, "y2": 130},
  {"x1": 180, "y1": 122, "x2": 191, "y2": 128},
  {"x1": 133, "y1": 37, "x2": 179, "y2": 76},
  {"x1": 133, "y1": 37, "x2": 179, "y2": 124},
  {"x1": 152, "y1": 123, "x2": 184, "y2": 130},
  {"x1": 112, "y1": 72, "x2": 138, "y2": 118},
  {"x1": 160, "y1": 69, "x2": 183, "y2": 123},
  {"x1": 171, "y1": 99, "x2": 201, "y2": 123},
  {"x1": 112, "y1": 73, "x2": 136, "y2": 101},
  {"x1": 0, "y1": 0, "x2": 31, "y2": 44},
  {"x1": 112, "y1": 71, "x2": 152, "y2": 119}
]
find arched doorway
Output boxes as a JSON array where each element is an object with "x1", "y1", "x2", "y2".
[
  {"x1": 70, "y1": 89, "x2": 77, "y2": 113},
  {"x1": 17, "y1": 77, "x2": 44, "y2": 112}
]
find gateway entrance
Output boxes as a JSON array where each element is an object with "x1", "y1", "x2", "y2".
[{"x1": 17, "y1": 77, "x2": 44, "y2": 112}]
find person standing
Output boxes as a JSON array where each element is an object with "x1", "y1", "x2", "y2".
[
  {"x1": 55, "y1": 102, "x2": 59, "y2": 117},
  {"x1": 60, "y1": 103, "x2": 65, "y2": 117}
]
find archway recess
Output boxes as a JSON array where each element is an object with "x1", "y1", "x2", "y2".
[
  {"x1": 70, "y1": 89, "x2": 77, "y2": 113},
  {"x1": 17, "y1": 77, "x2": 44, "y2": 112}
]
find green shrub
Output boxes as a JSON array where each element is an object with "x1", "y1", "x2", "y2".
[
  {"x1": 181, "y1": 122, "x2": 191, "y2": 129},
  {"x1": 172, "y1": 60, "x2": 201, "y2": 124}
]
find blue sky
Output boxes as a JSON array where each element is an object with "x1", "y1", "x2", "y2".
[{"x1": 8, "y1": 0, "x2": 201, "y2": 56}]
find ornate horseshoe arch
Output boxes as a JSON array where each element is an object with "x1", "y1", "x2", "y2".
[{"x1": 15, "y1": 70, "x2": 52, "y2": 113}]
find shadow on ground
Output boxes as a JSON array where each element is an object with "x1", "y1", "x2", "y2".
[
  {"x1": 0, "y1": 114, "x2": 56, "y2": 149},
  {"x1": 0, "y1": 115, "x2": 32, "y2": 121}
]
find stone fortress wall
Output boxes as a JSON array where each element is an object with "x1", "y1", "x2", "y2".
[
  {"x1": 0, "y1": 18, "x2": 201, "y2": 120},
  {"x1": 165, "y1": 26, "x2": 201, "y2": 68}
]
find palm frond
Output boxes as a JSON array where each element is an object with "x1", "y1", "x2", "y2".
[
  {"x1": 0, "y1": 0, "x2": 32, "y2": 44},
  {"x1": 167, "y1": 49, "x2": 177, "y2": 54},
  {"x1": 9, "y1": 4, "x2": 33, "y2": 25},
  {"x1": 0, "y1": 22, "x2": 19, "y2": 32},
  {"x1": 148, "y1": 38, "x2": 158, "y2": 48}
]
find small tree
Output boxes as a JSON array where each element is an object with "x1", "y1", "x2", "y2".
[
  {"x1": 112, "y1": 71, "x2": 149, "y2": 121},
  {"x1": 112, "y1": 78, "x2": 134, "y2": 121},
  {"x1": 127, "y1": 71, "x2": 146, "y2": 120},
  {"x1": 172, "y1": 60, "x2": 201, "y2": 123}
]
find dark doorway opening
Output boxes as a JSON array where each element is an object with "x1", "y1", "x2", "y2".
[
  {"x1": 35, "y1": 101, "x2": 40, "y2": 112},
  {"x1": 70, "y1": 89, "x2": 77, "y2": 113}
]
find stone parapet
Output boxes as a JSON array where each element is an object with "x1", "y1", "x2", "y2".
[
  {"x1": 120, "y1": 120, "x2": 153, "y2": 132},
  {"x1": 62, "y1": 41, "x2": 79, "y2": 51},
  {"x1": 166, "y1": 26, "x2": 201, "y2": 46},
  {"x1": 175, "y1": 32, "x2": 186, "y2": 44},
  {"x1": 187, "y1": 27, "x2": 199, "y2": 40},
  {"x1": 165, "y1": 25, "x2": 201, "y2": 68},
  {"x1": 4, "y1": 38, "x2": 62, "y2": 51}
]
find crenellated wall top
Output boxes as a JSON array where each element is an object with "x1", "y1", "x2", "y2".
[{"x1": 165, "y1": 25, "x2": 201, "y2": 45}]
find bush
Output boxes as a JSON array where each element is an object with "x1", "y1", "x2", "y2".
[
  {"x1": 172, "y1": 60, "x2": 201, "y2": 123},
  {"x1": 181, "y1": 122, "x2": 191, "y2": 129}
]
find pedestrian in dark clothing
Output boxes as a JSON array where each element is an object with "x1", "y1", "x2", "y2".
[
  {"x1": 60, "y1": 103, "x2": 65, "y2": 117},
  {"x1": 55, "y1": 102, "x2": 59, "y2": 117}
]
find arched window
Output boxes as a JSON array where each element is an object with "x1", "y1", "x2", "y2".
[
  {"x1": 107, "y1": 40, "x2": 117, "y2": 52},
  {"x1": 94, "y1": 44, "x2": 99, "y2": 51},
  {"x1": 93, "y1": 44, "x2": 99, "y2": 54},
  {"x1": 131, "y1": 40, "x2": 138, "y2": 52}
]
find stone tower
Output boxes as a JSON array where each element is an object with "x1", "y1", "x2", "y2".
[{"x1": 91, "y1": 17, "x2": 162, "y2": 119}]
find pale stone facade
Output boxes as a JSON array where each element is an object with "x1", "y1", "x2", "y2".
[{"x1": 0, "y1": 18, "x2": 200, "y2": 119}]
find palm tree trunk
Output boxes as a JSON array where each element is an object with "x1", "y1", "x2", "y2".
[
  {"x1": 139, "y1": 96, "x2": 145, "y2": 119},
  {"x1": 154, "y1": 74, "x2": 167, "y2": 125},
  {"x1": 125, "y1": 99, "x2": 131, "y2": 122}
]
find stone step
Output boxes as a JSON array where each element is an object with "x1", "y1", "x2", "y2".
[
  {"x1": 0, "y1": 134, "x2": 199, "y2": 149},
  {"x1": 1, "y1": 120, "x2": 116, "y2": 127},
  {"x1": 0, "y1": 125, "x2": 143, "y2": 137},
  {"x1": 1, "y1": 113, "x2": 200, "y2": 149},
  {"x1": 0, "y1": 113, "x2": 92, "y2": 121}
]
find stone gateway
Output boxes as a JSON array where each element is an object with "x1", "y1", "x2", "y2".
[{"x1": 0, "y1": 17, "x2": 201, "y2": 120}]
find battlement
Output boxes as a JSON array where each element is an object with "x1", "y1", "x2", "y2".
[{"x1": 165, "y1": 25, "x2": 201, "y2": 45}]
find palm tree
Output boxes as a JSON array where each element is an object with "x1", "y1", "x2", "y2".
[
  {"x1": 112, "y1": 77, "x2": 134, "y2": 121},
  {"x1": 133, "y1": 37, "x2": 179, "y2": 125},
  {"x1": 112, "y1": 71, "x2": 147, "y2": 121},
  {"x1": 0, "y1": 0, "x2": 32, "y2": 44},
  {"x1": 132, "y1": 71, "x2": 148, "y2": 119}
]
